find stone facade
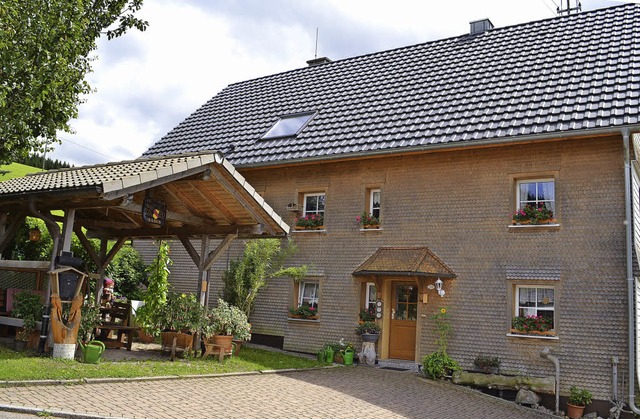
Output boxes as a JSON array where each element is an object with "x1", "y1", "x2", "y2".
[{"x1": 137, "y1": 135, "x2": 628, "y2": 400}]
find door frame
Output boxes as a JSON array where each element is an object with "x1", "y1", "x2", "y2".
[{"x1": 378, "y1": 276, "x2": 425, "y2": 362}]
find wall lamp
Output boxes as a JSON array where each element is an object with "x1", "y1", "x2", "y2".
[
  {"x1": 29, "y1": 227, "x2": 41, "y2": 242},
  {"x1": 435, "y1": 278, "x2": 445, "y2": 298}
]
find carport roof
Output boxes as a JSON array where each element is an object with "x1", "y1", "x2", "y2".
[{"x1": 0, "y1": 151, "x2": 289, "y2": 239}]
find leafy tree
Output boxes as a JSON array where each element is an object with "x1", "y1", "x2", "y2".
[
  {"x1": 106, "y1": 245, "x2": 147, "y2": 300},
  {"x1": 136, "y1": 240, "x2": 172, "y2": 335},
  {"x1": 221, "y1": 239, "x2": 308, "y2": 317},
  {"x1": 0, "y1": 0, "x2": 148, "y2": 164}
]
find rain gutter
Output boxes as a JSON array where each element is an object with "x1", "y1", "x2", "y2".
[{"x1": 237, "y1": 125, "x2": 640, "y2": 170}]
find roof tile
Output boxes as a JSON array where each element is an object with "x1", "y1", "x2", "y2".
[{"x1": 143, "y1": 4, "x2": 640, "y2": 166}]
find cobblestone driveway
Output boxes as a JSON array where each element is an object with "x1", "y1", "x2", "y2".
[{"x1": 0, "y1": 367, "x2": 550, "y2": 418}]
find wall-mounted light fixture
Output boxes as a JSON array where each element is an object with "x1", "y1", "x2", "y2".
[
  {"x1": 29, "y1": 227, "x2": 41, "y2": 242},
  {"x1": 435, "y1": 278, "x2": 445, "y2": 297}
]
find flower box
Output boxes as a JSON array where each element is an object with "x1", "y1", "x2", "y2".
[
  {"x1": 512, "y1": 204, "x2": 555, "y2": 225},
  {"x1": 509, "y1": 328, "x2": 556, "y2": 337},
  {"x1": 288, "y1": 315, "x2": 320, "y2": 320},
  {"x1": 362, "y1": 224, "x2": 380, "y2": 229},
  {"x1": 294, "y1": 225, "x2": 325, "y2": 231}
]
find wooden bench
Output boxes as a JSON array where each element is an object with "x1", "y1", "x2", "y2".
[
  {"x1": 95, "y1": 302, "x2": 139, "y2": 351},
  {"x1": 202, "y1": 338, "x2": 236, "y2": 362}
]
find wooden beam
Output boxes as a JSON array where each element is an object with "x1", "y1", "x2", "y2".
[
  {"x1": 209, "y1": 166, "x2": 276, "y2": 235},
  {"x1": 76, "y1": 218, "x2": 139, "y2": 230},
  {"x1": 99, "y1": 165, "x2": 211, "y2": 201},
  {"x1": 203, "y1": 234, "x2": 236, "y2": 271},
  {"x1": 85, "y1": 224, "x2": 264, "y2": 239},
  {"x1": 160, "y1": 183, "x2": 212, "y2": 221},
  {"x1": 119, "y1": 201, "x2": 217, "y2": 227},
  {"x1": 177, "y1": 234, "x2": 201, "y2": 266},
  {"x1": 60, "y1": 209, "x2": 76, "y2": 252},
  {"x1": 103, "y1": 237, "x2": 127, "y2": 268},
  {"x1": 190, "y1": 182, "x2": 238, "y2": 224},
  {"x1": 0, "y1": 211, "x2": 26, "y2": 254},
  {"x1": 73, "y1": 225, "x2": 101, "y2": 268}
]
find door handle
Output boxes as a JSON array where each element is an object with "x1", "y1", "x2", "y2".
[{"x1": 391, "y1": 308, "x2": 395, "y2": 320}]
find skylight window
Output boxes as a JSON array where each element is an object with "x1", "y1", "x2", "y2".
[{"x1": 262, "y1": 112, "x2": 315, "y2": 139}]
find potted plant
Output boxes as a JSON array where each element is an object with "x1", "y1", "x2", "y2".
[
  {"x1": 359, "y1": 306, "x2": 376, "y2": 322},
  {"x1": 204, "y1": 299, "x2": 251, "y2": 352},
  {"x1": 472, "y1": 355, "x2": 501, "y2": 374},
  {"x1": 511, "y1": 315, "x2": 555, "y2": 336},
  {"x1": 11, "y1": 291, "x2": 43, "y2": 350},
  {"x1": 78, "y1": 300, "x2": 102, "y2": 343},
  {"x1": 512, "y1": 204, "x2": 555, "y2": 225},
  {"x1": 567, "y1": 386, "x2": 592, "y2": 418},
  {"x1": 158, "y1": 292, "x2": 207, "y2": 352},
  {"x1": 356, "y1": 212, "x2": 380, "y2": 229},
  {"x1": 289, "y1": 303, "x2": 319, "y2": 320},
  {"x1": 294, "y1": 214, "x2": 324, "y2": 230},
  {"x1": 355, "y1": 321, "x2": 381, "y2": 342},
  {"x1": 567, "y1": 385, "x2": 592, "y2": 419},
  {"x1": 338, "y1": 339, "x2": 355, "y2": 365}
]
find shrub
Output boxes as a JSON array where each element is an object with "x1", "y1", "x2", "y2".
[
  {"x1": 473, "y1": 355, "x2": 501, "y2": 372},
  {"x1": 422, "y1": 351, "x2": 460, "y2": 380}
]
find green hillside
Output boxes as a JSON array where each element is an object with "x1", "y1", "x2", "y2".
[{"x1": 0, "y1": 162, "x2": 43, "y2": 180}]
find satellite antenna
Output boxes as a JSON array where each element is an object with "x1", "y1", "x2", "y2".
[{"x1": 557, "y1": 0, "x2": 581, "y2": 15}]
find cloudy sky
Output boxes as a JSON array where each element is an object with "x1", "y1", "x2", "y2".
[{"x1": 48, "y1": 0, "x2": 622, "y2": 167}]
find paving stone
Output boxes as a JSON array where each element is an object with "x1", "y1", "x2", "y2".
[{"x1": 0, "y1": 367, "x2": 552, "y2": 418}]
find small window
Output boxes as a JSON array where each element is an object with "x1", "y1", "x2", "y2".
[
  {"x1": 298, "y1": 281, "x2": 319, "y2": 309},
  {"x1": 369, "y1": 189, "x2": 381, "y2": 219},
  {"x1": 262, "y1": 112, "x2": 315, "y2": 139},
  {"x1": 511, "y1": 285, "x2": 556, "y2": 336},
  {"x1": 365, "y1": 283, "x2": 377, "y2": 309},
  {"x1": 517, "y1": 179, "x2": 555, "y2": 212},
  {"x1": 303, "y1": 193, "x2": 325, "y2": 218}
]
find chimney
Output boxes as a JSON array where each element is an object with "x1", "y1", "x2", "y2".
[
  {"x1": 469, "y1": 19, "x2": 494, "y2": 35},
  {"x1": 306, "y1": 57, "x2": 332, "y2": 67}
]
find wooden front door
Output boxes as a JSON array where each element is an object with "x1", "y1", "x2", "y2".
[{"x1": 389, "y1": 283, "x2": 417, "y2": 360}]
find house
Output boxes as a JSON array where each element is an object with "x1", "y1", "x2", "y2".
[{"x1": 138, "y1": 3, "x2": 640, "y2": 410}]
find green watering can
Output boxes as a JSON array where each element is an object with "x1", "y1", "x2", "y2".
[{"x1": 78, "y1": 340, "x2": 106, "y2": 364}]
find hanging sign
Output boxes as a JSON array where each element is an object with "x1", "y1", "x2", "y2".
[{"x1": 142, "y1": 197, "x2": 167, "y2": 226}]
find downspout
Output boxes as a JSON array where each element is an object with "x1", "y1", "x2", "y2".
[
  {"x1": 622, "y1": 128, "x2": 640, "y2": 414},
  {"x1": 28, "y1": 198, "x2": 60, "y2": 354},
  {"x1": 540, "y1": 347, "x2": 560, "y2": 414}
]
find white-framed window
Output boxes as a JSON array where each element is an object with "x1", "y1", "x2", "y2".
[
  {"x1": 515, "y1": 285, "x2": 555, "y2": 326},
  {"x1": 298, "y1": 281, "x2": 319, "y2": 309},
  {"x1": 369, "y1": 189, "x2": 381, "y2": 219},
  {"x1": 365, "y1": 282, "x2": 377, "y2": 308},
  {"x1": 516, "y1": 179, "x2": 555, "y2": 212},
  {"x1": 303, "y1": 193, "x2": 325, "y2": 218}
]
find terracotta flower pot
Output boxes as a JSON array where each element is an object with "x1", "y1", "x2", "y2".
[{"x1": 566, "y1": 402, "x2": 585, "y2": 419}]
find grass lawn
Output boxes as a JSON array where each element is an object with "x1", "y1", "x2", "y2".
[
  {"x1": 0, "y1": 162, "x2": 42, "y2": 180},
  {"x1": 0, "y1": 346, "x2": 324, "y2": 381}
]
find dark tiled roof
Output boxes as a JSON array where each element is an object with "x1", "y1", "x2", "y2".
[
  {"x1": 143, "y1": 4, "x2": 640, "y2": 167},
  {"x1": 353, "y1": 247, "x2": 456, "y2": 277}
]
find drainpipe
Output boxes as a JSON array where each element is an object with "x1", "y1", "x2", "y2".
[
  {"x1": 622, "y1": 128, "x2": 640, "y2": 414},
  {"x1": 540, "y1": 347, "x2": 560, "y2": 414},
  {"x1": 28, "y1": 198, "x2": 60, "y2": 354},
  {"x1": 612, "y1": 356, "x2": 619, "y2": 402}
]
